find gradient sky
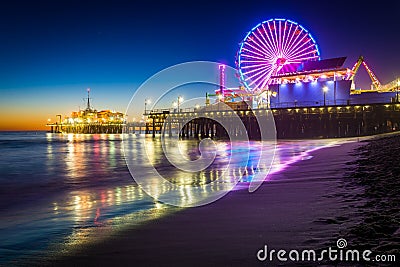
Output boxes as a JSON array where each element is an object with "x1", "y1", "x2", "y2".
[{"x1": 1, "y1": 0, "x2": 400, "y2": 130}]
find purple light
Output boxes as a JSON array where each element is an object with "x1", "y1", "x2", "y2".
[
  {"x1": 237, "y1": 19, "x2": 320, "y2": 91},
  {"x1": 219, "y1": 64, "x2": 226, "y2": 95}
]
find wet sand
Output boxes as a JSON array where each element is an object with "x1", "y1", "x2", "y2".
[{"x1": 46, "y1": 136, "x2": 397, "y2": 266}]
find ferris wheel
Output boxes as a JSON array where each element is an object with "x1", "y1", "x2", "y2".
[{"x1": 237, "y1": 19, "x2": 320, "y2": 91}]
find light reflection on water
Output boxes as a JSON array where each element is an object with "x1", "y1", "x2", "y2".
[
  {"x1": 0, "y1": 132, "x2": 348, "y2": 263},
  {"x1": 124, "y1": 137, "x2": 253, "y2": 207}
]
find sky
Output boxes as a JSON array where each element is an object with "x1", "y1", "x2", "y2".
[{"x1": 1, "y1": 0, "x2": 400, "y2": 130}]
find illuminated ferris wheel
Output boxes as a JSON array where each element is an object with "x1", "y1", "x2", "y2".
[{"x1": 237, "y1": 19, "x2": 320, "y2": 91}]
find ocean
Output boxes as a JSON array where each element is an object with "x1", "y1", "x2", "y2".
[{"x1": 0, "y1": 131, "x2": 344, "y2": 264}]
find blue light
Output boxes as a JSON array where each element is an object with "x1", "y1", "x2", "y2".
[
  {"x1": 243, "y1": 31, "x2": 252, "y2": 41},
  {"x1": 251, "y1": 23, "x2": 262, "y2": 32},
  {"x1": 299, "y1": 25, "x2": 308, "y2": 33},
  {"x1": 238, "y1": 28, "x2": 256, "y2": 90},
  {"x1": 237, "y1": 18, "x2": 321, "y2": 91},
  {"x1": 315, "y1": 44, "x2": 321, "y2": 58}
]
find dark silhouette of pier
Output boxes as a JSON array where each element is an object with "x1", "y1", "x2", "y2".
[{"x1": 135, "y1": 103, "x2": 400, "y2": 139}]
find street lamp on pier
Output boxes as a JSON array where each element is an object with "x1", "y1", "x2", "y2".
[
  {"x1": 144, "y1": 99, "x2": 151, "y2": 115},
  {"x1": 323, "y1": 86, "x2": 328, "y2": 106},
  {"x1": 177, "y1": 96, "x2": 183, "y2": 113},
  {"x1": 396, "y1": 80, "x2": 400, "y2": 103}
]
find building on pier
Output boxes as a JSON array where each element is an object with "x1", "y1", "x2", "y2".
[
  {"x1": 46, "y1": 88, "x2": 126, "y2": 134},
  {"x1": 142, "y1": 55, "x2": 400, "y2": 139},
  {"x1": 144, "y1": 103, "x2": 400, "y2": 139}
]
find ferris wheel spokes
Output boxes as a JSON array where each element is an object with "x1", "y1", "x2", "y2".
[{"x1": 237, "y1": 19, "x2": 320, "y2": 91}]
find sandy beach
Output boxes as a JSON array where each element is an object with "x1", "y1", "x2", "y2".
[
  {"x1": 40, "y1": 138, "x2": 384, "y2": 266},
  {"x1": 342, "y1": 134, "x2": 400, "y2": 260}
]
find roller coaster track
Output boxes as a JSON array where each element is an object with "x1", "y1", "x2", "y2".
[{"x1": 350, "y1": 56, "x2": 399, "y2": 94}]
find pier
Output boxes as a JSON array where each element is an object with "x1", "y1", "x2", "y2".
[
  {"x1": 136, "y1": 102, "x2": 400, "y2": 139},
  {"x1": 47, "y1": 122, "x2": 124, "y2": 134},
  {"x1": 46, "y1": 88, "x2": 126, "y2": 134}
]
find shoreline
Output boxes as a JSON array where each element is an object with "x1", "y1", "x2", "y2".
[{"x1": 44, "y1": 138, "x2": 371, "y2": 266}]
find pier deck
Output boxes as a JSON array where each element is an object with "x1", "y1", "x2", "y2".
[{"x1": 139, "y1": 103, "x2": 400, "y2": 139}]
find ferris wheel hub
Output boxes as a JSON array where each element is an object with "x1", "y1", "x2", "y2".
[{"x1": 276, "y1": 58, "x2": 287, "y2": 65}]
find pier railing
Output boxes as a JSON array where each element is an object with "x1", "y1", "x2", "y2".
[{"x1": 136, "y1": 102, "x2": 400, "y2": 139}]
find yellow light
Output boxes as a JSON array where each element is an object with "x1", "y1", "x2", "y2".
[{"x1": 323, "y1": 86, "x2": 329, "y2": 92}]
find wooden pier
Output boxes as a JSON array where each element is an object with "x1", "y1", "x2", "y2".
[
  {"x1": 142, "y1": 103, "x2": 400, "y2": 139},
  {"x1": 46, "y1": 89, "x2": 127, "y2": 134},
  {"x1": 47, "y1": 122, "x2": 124, "y2": 134}
]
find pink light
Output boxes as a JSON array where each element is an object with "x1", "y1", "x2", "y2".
[
  {"x1": 219, "y1": 64, "x2": 226, "y2": 93},
  {"x1": 239, "y1": 19, "x2": 320, "y2": 90},
  {"x1": 255, "y1": 28, "x2": 275, "y2": 56}
]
